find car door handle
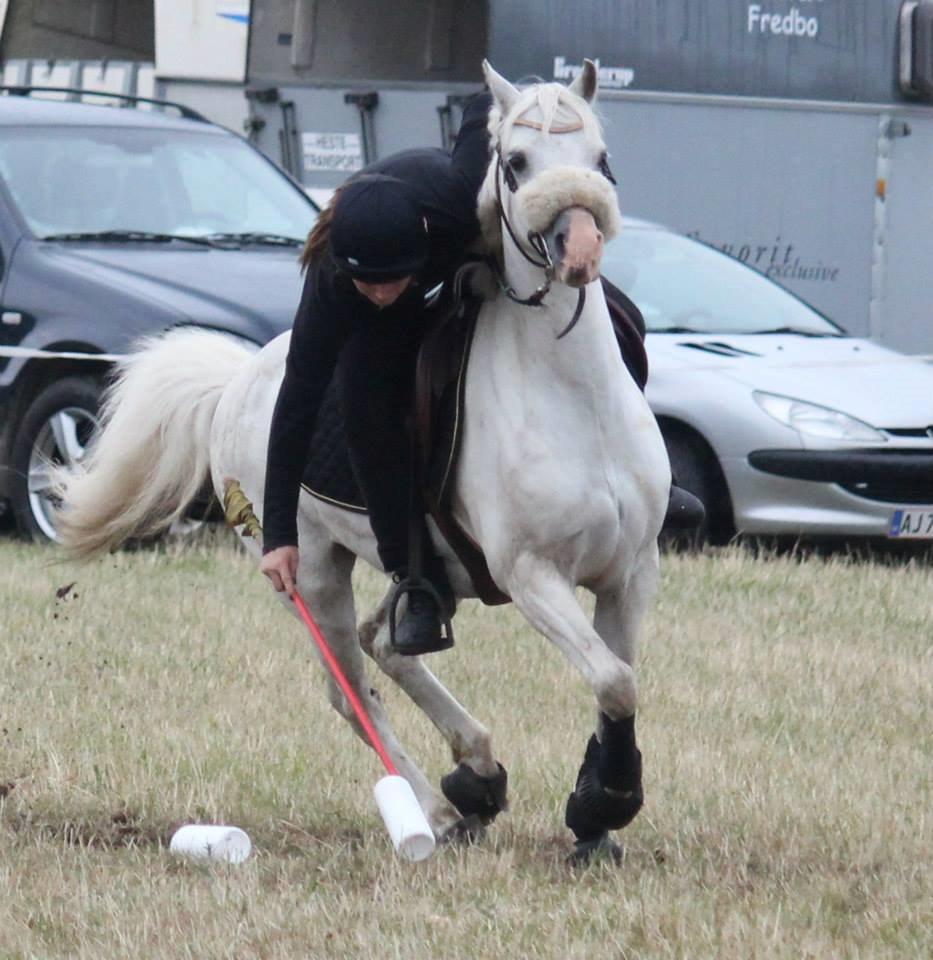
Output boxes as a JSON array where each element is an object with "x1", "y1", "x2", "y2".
[{"x1": 1, "y1": 311, "x2": 23, "y2": 325}]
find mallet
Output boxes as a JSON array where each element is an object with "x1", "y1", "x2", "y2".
[{"x1": 292, "y1": 589, "x2": 436, "y2": 862}]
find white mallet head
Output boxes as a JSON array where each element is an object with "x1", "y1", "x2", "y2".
[{"x1": 373, "y1": 775, "x2": 436, "y2": 862}]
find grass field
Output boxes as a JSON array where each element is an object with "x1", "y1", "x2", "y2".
[{"x1": 1, "y1": 536, "x2": 930, "y2": 959}]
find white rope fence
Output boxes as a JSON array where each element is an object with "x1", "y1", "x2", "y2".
[{"x1": 0, "y1": 346, "x2": 126, "y2": 362}]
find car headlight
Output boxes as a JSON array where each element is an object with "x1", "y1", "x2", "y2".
[{"x1": 753, "y1": 392, "x2": 886, "y2": 443}]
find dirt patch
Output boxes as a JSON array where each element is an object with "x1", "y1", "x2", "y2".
[
  {"x1": 8, "y1": 809, "x2": 167, "y2": 849},
  {"x1": 55, "y1": 582, "x2": 77, "y2": 600}
]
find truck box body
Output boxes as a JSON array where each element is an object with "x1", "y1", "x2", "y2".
[{"x1": 4, "y1": 0, "x2": 931, "y2": 352}]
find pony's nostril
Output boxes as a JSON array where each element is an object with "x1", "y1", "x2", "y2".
[{"x1": 555, "y1": 232, "x2": 566, "y2": 259}]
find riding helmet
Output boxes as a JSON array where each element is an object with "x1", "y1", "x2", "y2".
[{"x1": 330, "y1": 174, "x2": 429, "y2": 281}]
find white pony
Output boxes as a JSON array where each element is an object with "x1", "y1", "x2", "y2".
[{"x1": 55, "y1": 61, "x2": 670, "y2": 862}]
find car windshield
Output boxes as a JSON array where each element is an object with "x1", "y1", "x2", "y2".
[
  {"x1": 602, "y1": 228, "x2": 843, "y2": 336},
  {"x1": 0, "y1": 125, "x2": 316, "y2": 241}
]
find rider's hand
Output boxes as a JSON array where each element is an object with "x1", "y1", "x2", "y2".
[{"x1": 260, "y1": 545, "x2": 299, "y2": 597}]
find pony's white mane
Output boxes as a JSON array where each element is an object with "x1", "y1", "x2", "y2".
[
  {"x1": 487, "y1": 81, "x2": 603, "y2": 149},
  {"x1": 477, "y1": 82, "x2": 606, "y2": 251}
]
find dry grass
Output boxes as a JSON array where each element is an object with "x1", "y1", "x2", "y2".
[{"x1": 0, "y1": 536, "x2": 930, "y2": 959}]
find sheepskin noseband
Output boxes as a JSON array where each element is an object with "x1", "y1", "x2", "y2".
[{"x1": 515, "y1": 167, "x2": 621, "y2": 242}]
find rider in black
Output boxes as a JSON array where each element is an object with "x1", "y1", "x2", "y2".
[{"x1": 260, "y1": 91, "x2": 493, "y2": 656}]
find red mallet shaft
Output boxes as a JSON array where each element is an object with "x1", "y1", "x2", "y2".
[
  {"x1": 292, "y1": 590, "x2": 398, "y2": 774},
  {"x1": 291, "y1": 589, "x2": 435, "y2": 861}
]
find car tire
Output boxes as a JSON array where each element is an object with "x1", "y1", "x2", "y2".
[
  {"x1": 662, "y1": 428, "x2": 733, "y2": 548},
  {"x1": 10, "y1": 377, "x2": 102, "y2": 543}
]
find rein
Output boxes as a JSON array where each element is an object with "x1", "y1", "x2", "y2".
[{"x1": 492, "y1": 150, "x2": 587, "y2": 338}]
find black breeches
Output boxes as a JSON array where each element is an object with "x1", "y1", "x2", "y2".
[{"x1": 337, "y1": 311, "x2": 429, "y2": 573}]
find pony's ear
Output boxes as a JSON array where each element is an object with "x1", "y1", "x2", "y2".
[
  {"x1": 483, "y1": 59, "x2": 520, "y2": 115},
  {"x1": 569, "y1": 59, "x2": 598, "y2": 102}
]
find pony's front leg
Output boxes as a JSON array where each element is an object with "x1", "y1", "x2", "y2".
[
  {"x1": 293, "y1": 542, "x2": 460, "y2": 839},
  {"x1": 560, "y1": 549, "x2": 661, "y2": 862},
  {"x1": 506, "y1": 554, "x2": 644, "y2": 863}
]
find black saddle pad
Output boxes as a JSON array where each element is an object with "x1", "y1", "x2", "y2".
[
  {"x1": 300, "y1": 381, "x2": 368, "y2": 513},
  {"x1": 300, "y1": 311, "x2": 473, "y2": 514}
]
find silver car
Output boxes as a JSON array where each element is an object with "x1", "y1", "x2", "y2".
[{"x1": 603, "y1": 220, "x2": 933, "y2": 545}]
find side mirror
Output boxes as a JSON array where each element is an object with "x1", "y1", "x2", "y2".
[{"x1": 900, "y1": 1, "x2": 933, "y2": 99}]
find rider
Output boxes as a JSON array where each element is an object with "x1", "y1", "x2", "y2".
[
  {"x1": 260, "y1": 90, "x2": 493, "y2": 657},
  {"x1": 260, "y1": 90, "x2": 703, "y2": 657}
]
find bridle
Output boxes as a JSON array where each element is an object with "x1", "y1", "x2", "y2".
[
  {"x1": 489, "y1": 117, "x2": 617, "y2": 340},
  {"x1": 490, "y1": 149, "x2": 587, "y2": 340},
  {"x1": 492, "y1": 150, "x2": 554, "y2": 302}
]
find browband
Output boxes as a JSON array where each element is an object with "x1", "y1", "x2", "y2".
[{"x1": 512, "y1": 118, "x2": 584, "y2": 134}]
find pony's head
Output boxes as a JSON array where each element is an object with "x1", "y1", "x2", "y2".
[{"x1": 478, "y1": 59, "x2": 621, "y2": 289}]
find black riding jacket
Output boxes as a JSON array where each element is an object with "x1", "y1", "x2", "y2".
[{"x1": 262, "y1": 92, "x2": 493, "y2": 553}]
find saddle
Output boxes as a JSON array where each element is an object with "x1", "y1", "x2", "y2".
[{"x1": 301, "y1": 267, "x2": 648, "y2": 606}]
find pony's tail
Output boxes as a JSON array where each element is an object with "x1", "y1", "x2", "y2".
[{"x1": 53, "y1": 328, "x2": 254, "y2": 559}]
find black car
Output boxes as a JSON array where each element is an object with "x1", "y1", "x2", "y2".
[{"x1": 0, "y1": 90, "x2": 317, "y2": 539}]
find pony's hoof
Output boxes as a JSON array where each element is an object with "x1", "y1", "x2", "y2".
[
  {"x1": 567, "y1": 832, "x2": 623, "y2": 867},
  {"x1": 438, "y1": 813, "x2": 486, "y2": 847},
  {"x1": 441, "y1": 762, "x2": 508, "y2": 825}
]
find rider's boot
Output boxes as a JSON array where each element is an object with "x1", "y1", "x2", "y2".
[
  {"x1": 662, "y1": 484, "x2": 706, "y2": 531},
  {"x1": 390, "y1": 556, "x2": 455, "y2": 657}
]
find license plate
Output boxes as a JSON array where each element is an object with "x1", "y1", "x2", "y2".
[{"x1": 888, "y1": 509, "x2": 933, "y2": 539}]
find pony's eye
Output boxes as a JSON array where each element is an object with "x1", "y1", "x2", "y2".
[
  {"x1": 598, "y1": 152, "x2": 617, "y2": 185},
  {"x1": 507, "y1": 152, "x2": 528, "y2": 175}
]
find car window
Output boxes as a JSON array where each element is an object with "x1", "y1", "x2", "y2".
[
  {"x1": 603, "y1": 228, "x2": 842, "y2": 335},
  {"x1": 0, "y1": 125, "x2": 316, "y2": 240}
]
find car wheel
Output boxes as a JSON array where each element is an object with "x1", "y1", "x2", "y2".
[
  {"x1": 10, "y1": 377, "x2": 102, "y2": 543},
  {"x1": 662, "y1": 428, "x2": 733, "y2": 547}
]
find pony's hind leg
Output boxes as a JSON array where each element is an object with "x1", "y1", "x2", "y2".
[
  {"x1": 294, "y1": 540, "x2": 461, "y2": 838},
  {"x1": 358, "y1": 590, "x2": 509, "y2": 835}
]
